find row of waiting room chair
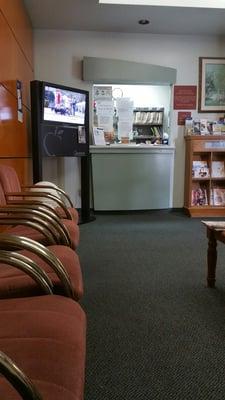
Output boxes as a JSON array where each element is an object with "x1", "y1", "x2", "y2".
[{"x1": 0, "y1": 165, "x2": 86, "y2": 399}]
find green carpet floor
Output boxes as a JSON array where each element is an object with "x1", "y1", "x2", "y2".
[{"x1": 78, "y1": 210, "x2": 225, "y2": 400}]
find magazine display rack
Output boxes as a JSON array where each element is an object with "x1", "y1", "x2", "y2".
[
  {"x1": 184, "y1": 135, "x2": 225, "y2": 217},
  {"x1": 132, "y1": 108, "x2": 164, "y2": 143}
]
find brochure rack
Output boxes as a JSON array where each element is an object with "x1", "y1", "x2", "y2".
[{"x1": 184, "y1": 135, "x2": 225, "y2": 217}]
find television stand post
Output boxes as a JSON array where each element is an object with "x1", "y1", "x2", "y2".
[{"x1": 79, "y1": 155, "x2": 95, "y2": 224}]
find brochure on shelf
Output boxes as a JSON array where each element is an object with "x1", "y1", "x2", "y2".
[
  {"x1": 93, "y1": 127, "x2": 106, "y2": 146},
  {"x1": 200, "y1": 119, "x2": 210, "y2": 135},
  {"x1": 211, "y1": 187, "x2": 225, "y2": 206},
  {"x1": 211, "y1": 161, "x2": 225, "y2": 178},
  {"x1": 192, "y1": 160, "x2": 209, "y2": 178},
  {"x1": 191, "y1": 187, "x2": 208, "y2": 206}
]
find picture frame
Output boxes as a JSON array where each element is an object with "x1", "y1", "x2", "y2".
[{"x1": 198, "y1": 57, "x2": 225, "y2": 113}]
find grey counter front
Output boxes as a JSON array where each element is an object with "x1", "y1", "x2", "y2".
[{"x1": 90, "y1": 145, "x2": 175, "y2": 211}]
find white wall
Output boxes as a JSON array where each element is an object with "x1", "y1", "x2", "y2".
[{"x1": 34, "y1": 30, "x2": 225, "y2": 208}]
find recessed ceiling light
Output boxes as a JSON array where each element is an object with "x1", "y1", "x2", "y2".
[
  {"x1": 138, "y1": 19, "x2": 150, "y2": 24},
  {"x1": 99, "y1": 0, "x2": 225, "y2": 9}
]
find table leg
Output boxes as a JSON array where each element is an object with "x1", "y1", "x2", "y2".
[{"x1": 207, "y1": 228, "x2": 217, "y2": 288}]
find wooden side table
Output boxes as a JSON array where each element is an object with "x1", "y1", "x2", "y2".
[{"x1": 203, "y1": 221, "x2": 225, "y2": 287}]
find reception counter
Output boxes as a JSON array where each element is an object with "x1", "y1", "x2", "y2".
[{"x1": 90, "y1": 144, "x2": 175, "y2": 211}]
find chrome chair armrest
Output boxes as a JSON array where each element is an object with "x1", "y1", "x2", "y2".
[
  {"x1": 0, "y1": 209, "x2": 60, "y2": 244},
  {"x1": 0, "y1": 234, "x2": 74, "y2": 298},
  {"x1": 0, "y1": 216, "x2": 56, "y2": 245},
  {"x1": 0, "y1": 351, "x2": 43, "y2": 400},
  {"x1": 8, "y1": 199, "x2": 64, "y2": 216},
  {"x1": 0, "y1": 250, "x2": 53, "y2": 294},
  {"x1": 0, "y1": 206, "x2": 71, "y2": 247},
  {"x1": 22, "y1": 185, "x2": 74, "y2": 207},
  {"x1": 9, "y1": 205, "x2": 72, "y2": 247},
  {"x1": 5, "y1": 191, "x2": 72, "y2": 220}
]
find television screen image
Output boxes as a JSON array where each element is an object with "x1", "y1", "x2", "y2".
[{"x1": 43, "y1": 85, "x2": 86, "y2": 125}]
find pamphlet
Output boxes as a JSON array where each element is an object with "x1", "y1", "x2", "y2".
[
  {"x1": 192, "y1": 160, "x2": 209, "y2": 178},
  {"x1": 93, "y1": 127, "x2": 106, "y2": 146},
  {"x1": 211, "y1": 161, "x2": 225, "y2": 178}
]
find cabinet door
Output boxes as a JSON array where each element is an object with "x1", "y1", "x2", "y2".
[{"x1": 92, "y1": 151, "x2": 173, "y2": 210}]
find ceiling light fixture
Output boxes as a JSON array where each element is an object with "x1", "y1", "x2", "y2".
[{"x1": 99, "y1": 0, "x2": 225, "y2": 9}]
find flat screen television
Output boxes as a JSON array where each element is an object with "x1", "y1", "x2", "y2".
[
  {"x1": 30, "y1": 80, "x2": 89, "y2": 161},
  {"x1": 43, "y1": 83, "x2": 87, "y2": 126}
]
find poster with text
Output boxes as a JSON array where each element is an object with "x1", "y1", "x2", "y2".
[{"x1": 174, "y1": 86, "x2": 197, "y2": 110}]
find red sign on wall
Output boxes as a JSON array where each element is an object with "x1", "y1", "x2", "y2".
[
  {"x1": 173, "y1": 85, "x2": 197, "y2": 110},
  {"x1": 178, "y1": 111, "x2": 191, "y2": 126}
]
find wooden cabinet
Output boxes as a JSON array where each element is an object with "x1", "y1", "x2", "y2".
[
  {"x1": 133, "y1": 108, "x2": 164, "y2": 143},
  {"x1": 184, "y1": 135, "x2": 225, "y2": 217}
]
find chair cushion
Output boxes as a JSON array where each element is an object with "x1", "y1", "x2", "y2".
[
  {"x1": 4, "y1": 225, "x2": 54, "y2": 246},
  {"x1": 0, "y1": 295, "x2": 86, "y2": 400},
  {"x1": 55, "y1": 206, "x2": 79, "y2": 223},
  {"x1": 3, "y1": 220, "x2": 80, "y2": 249},
  {"x1": 0, "y1": 182, "x2": 7, "y2": 205},
  {"x1": 0, "y1": 245, "x2": 83, "y2": 300},
  {"x1": 62, "y1": 219, "x2": 80, "y2": 249}
]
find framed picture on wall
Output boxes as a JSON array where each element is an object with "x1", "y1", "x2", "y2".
[{"x1": 198, "y1": 57, "x2": 225, "y2": 113}]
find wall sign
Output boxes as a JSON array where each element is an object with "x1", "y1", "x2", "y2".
[
  {"x1": 94, "y1": 86, "x2": 112, "y2": 100},
  {"x1": 178, "y1": 111, "x2": 191, "y2": 126},
  {"x1": 16, "y1": 80, "x2": 23, "y2": 123},
  {"x1": 173, "y1": 85, "x2": 197, "y2": 110}
]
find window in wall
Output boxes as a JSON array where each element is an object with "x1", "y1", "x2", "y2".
[{"x1": 93, "y1": 84, "x2": 171, "y2": 144}]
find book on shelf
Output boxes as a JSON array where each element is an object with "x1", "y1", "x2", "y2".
[
  {"x1": 211, "y1": 187, "x2": 225, "y2": 206},
  {"x1": 150, "y1": 126, "x2": 161, "y2": 137},
  {"x1": 211, "y1": 161, "x2": 225, "y2": 178},
  {"x1": 133, "y1": 111, "x2": 163, "y2": 125},
  {"x1": 192, "y1": 160, "x2": 210, "y2": 178},
  {"x1": 191, "y1": 186, "x2": 208, "y2": 206}
]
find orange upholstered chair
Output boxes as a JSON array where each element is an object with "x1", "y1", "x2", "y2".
[
  {"x1": 0, "y1": 251, "x2": 86, "y2": 400},
  {"x1": 0, "y1": 234, "x2": 83, "y2": 301},
  {"x1": 0, "y1": 164, "x2": 79, "y2": 223},
  {"x1": 0, "y1": 179, "x2": 79, "y2": 250}
]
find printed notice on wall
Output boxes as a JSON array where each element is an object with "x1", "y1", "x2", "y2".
[
  {"x1": 94, "y1": 86, "x2": 112, "y2": 100},
  {"x1": 173, "y1": 85, "x2": 197, "y2": 110},
  {"x1": 96, "y1": 100, "x2": 114, "y2": 132},
  {"x1": 177, "y1": 111, "x2": 192, "y2": 126},
  {"x1": 116, "y1": 98, "x2": 133, "y2": 139},
  {"x1": 17, "y1": 80, "x2": 23, "y2": 123}
]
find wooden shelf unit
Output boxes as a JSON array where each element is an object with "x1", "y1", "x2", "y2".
[{"x1": 184, "y1": 135, "x2": 225, "y2": 217}]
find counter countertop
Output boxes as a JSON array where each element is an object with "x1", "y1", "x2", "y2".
[{"x1": 90, "y1": 144, "x2": 175, "y2": 153}]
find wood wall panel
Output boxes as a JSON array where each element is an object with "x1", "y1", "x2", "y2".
[
  {"x1": 0, "y1": 158, "x2": 32, "y2": 185},
  {"x1": 0, "y1": 0, "x2": 33, "y2": 183},
  {"x1": 0, "y1": 11, "x2": 33, "y2": 109},
  {"x1": 0, "y1": 84, "x2": 31, "y2": 157},
  {"x1": 0, "y1": 0, "x2": 33, "y2": 66}
]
